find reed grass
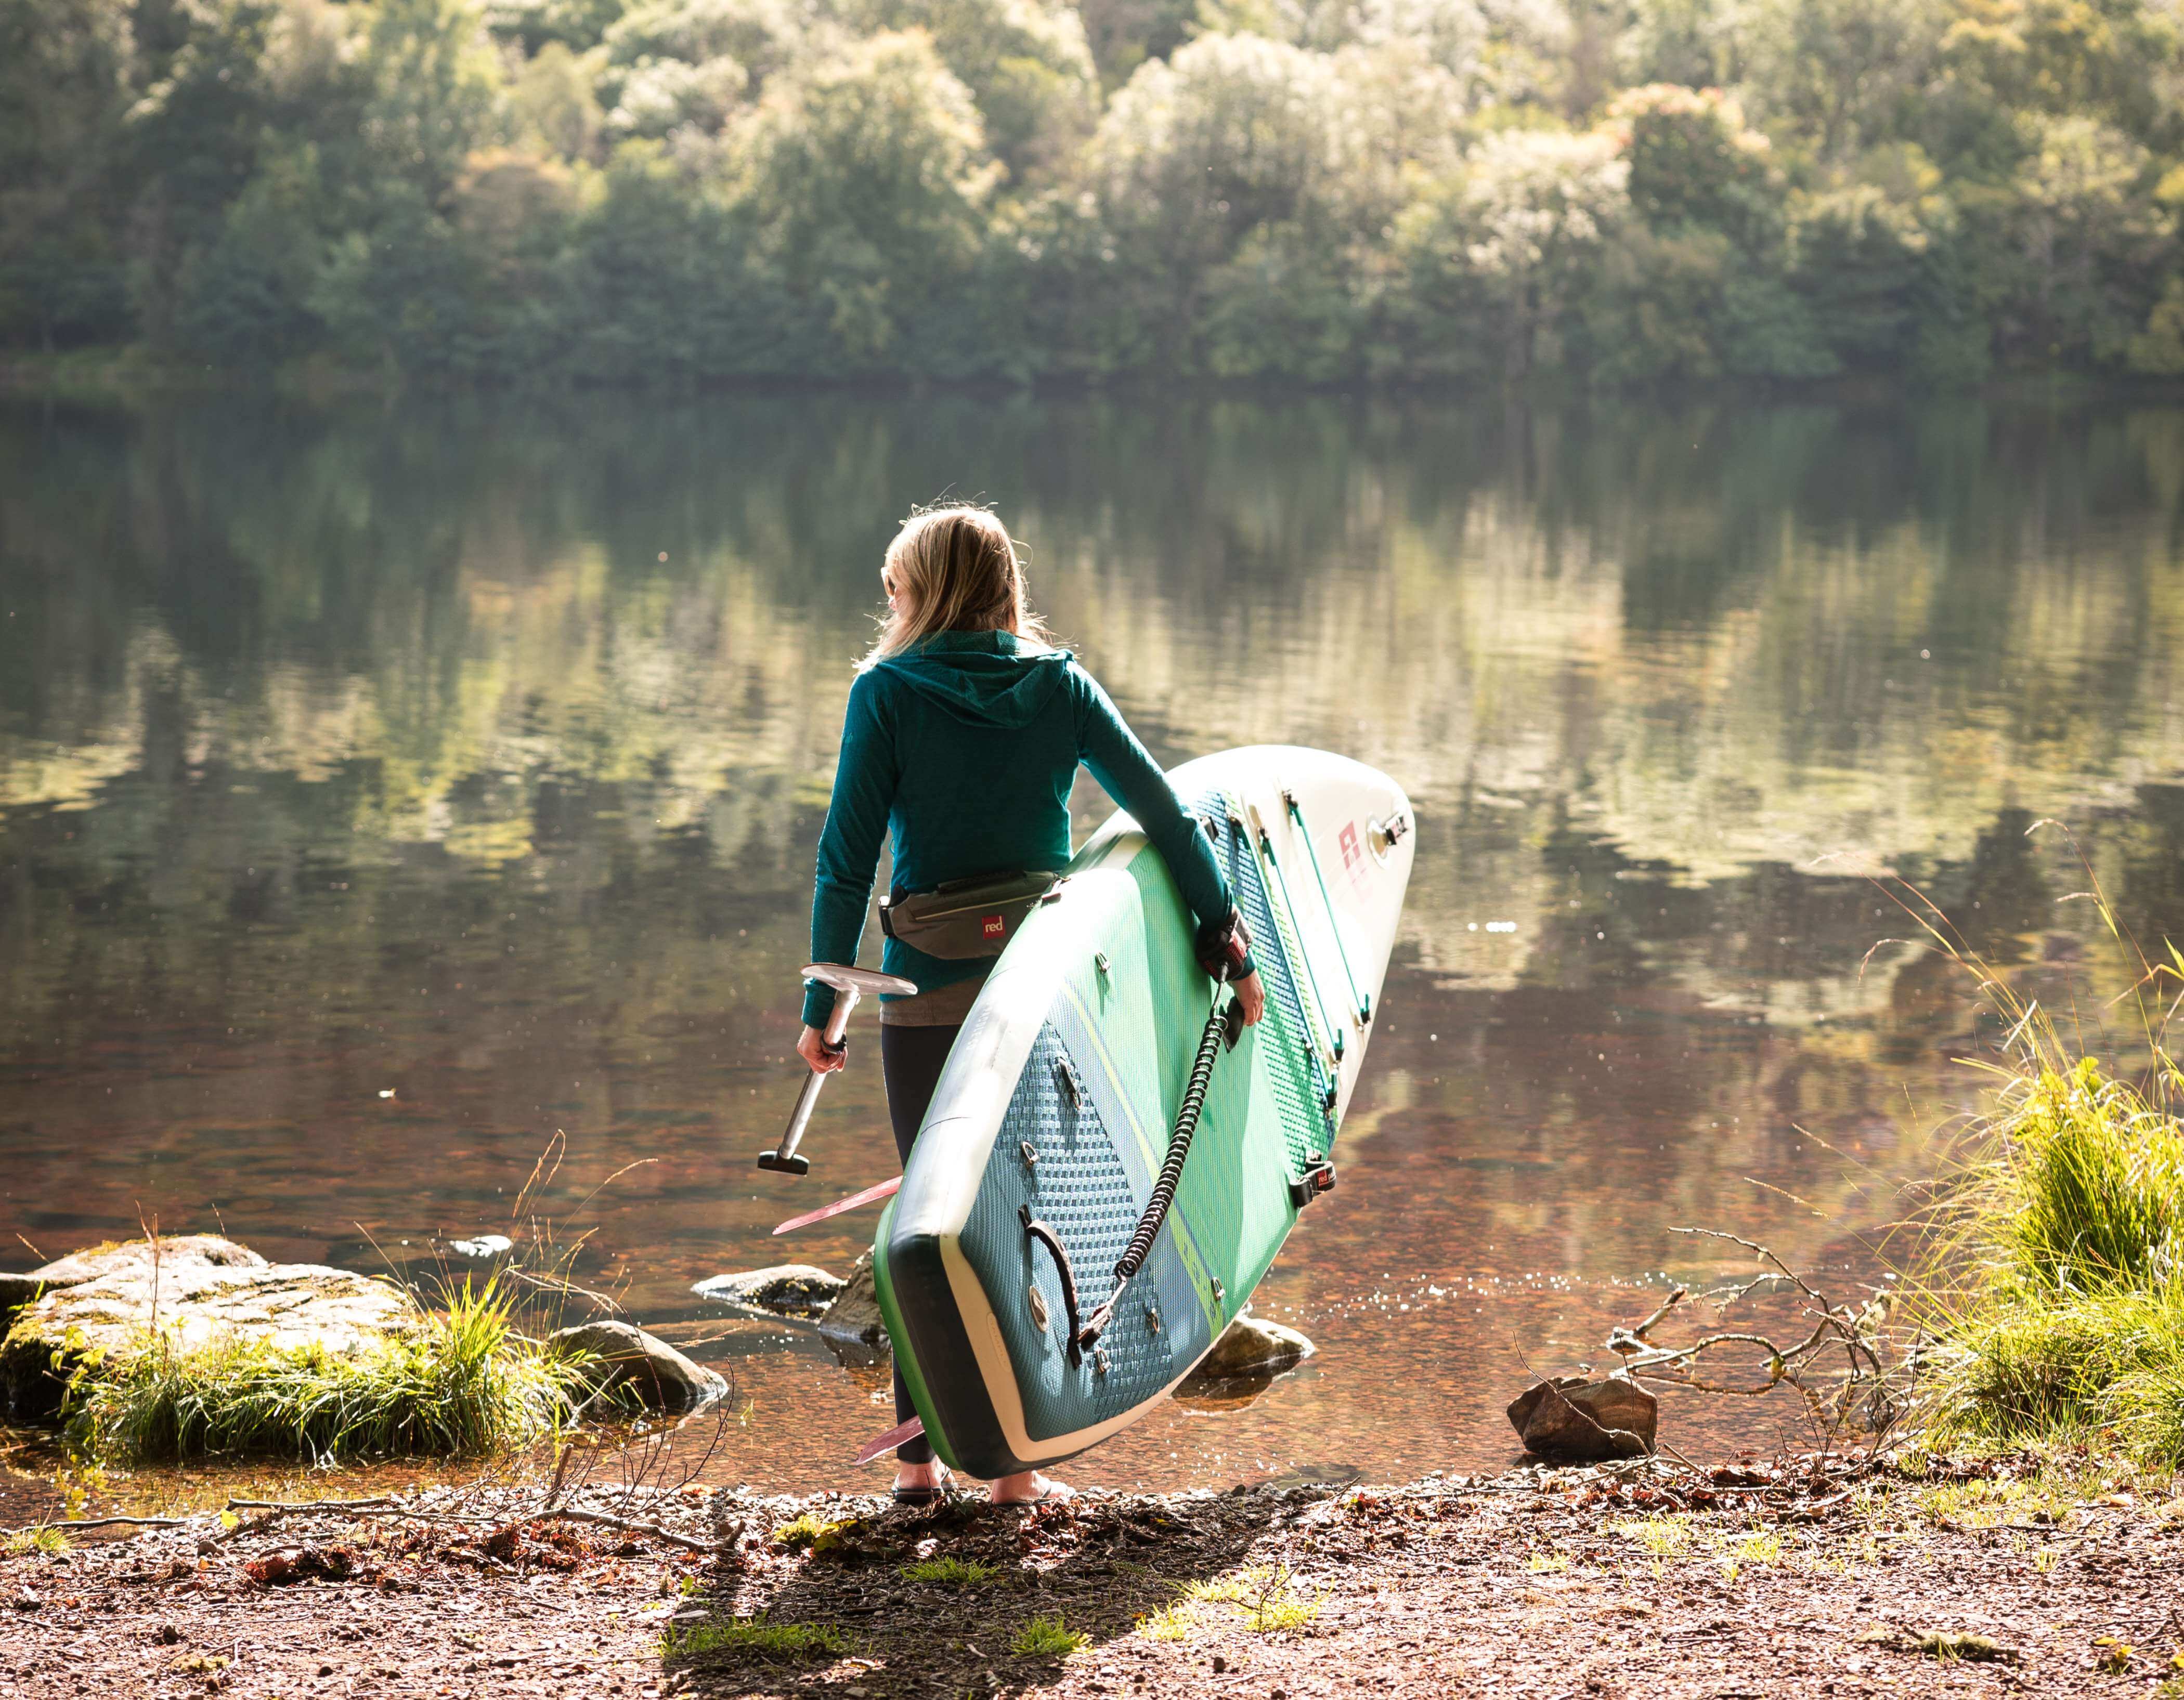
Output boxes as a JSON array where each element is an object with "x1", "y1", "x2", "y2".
[
  {"x1": 70, "y1": 1276, "x2": 592, "y2": 1463},
  {"x1": 1896, "y1": 847, "x2": 2184, "y2": 1469}
]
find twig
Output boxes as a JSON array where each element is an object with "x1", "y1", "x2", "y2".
[
  {"x1": 225, "y1": 1496, "x2": 404, "y2": 1515},
  {"x1": 528, "y1": 1507, "x2": 713, "y2": 1554},
  {"x1": 6, "y1": 1514, "x2": 190, "y2": 1534}
]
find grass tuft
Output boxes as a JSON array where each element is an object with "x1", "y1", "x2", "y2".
[
  {"x1": 1010, "y1": 1613, "x2": 1090, "y2": 1657},
  {"x1": 661, "y1": 1616, "x2": 848, "y2": 1661},
  {"x1": 3, "y1": 1528, "x2": 70, "y2": 1556},
  {"x1": 1611, "y1": 1515, "x2": 1692, "y2": 1557},
  {"x1": 1888, "y1": 861, "x2": 2184, "y2": 1473},
  {"x1": 1181, "y1": 1564, "x2": 1322, "y2": 1633},
  {"x1": 68, "y1": 1277, "x2": 592, "y2": 1463},
  {"x1": 899, "y1": 1555, "x2": 999, "y2": 1587},
  {"x1": 1922, "y1": 1056, "x2": 2184, "y2": 1466},
  {"x1": 1136, "y1": 1600, "x2": 1199, "y2": 1641}
]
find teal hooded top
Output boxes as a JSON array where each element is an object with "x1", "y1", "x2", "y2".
[{"x1": 802, "y1": 630, "x2": 1249, "y2": 1028}]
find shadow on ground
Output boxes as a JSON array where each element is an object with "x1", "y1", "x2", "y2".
[{"x1": 669, "y1": 1486, "x2": 1304, "y2": 1695}]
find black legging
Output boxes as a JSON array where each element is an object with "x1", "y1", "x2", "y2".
[{"x1": 879, "y1": 1022, "x2": 961, "y2": 1467}]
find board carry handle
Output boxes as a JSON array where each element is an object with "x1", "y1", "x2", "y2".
[
  {"x1": 1019, "y1": 1204, "x2": 1085, "y2": 1366},
  {"x1": 762, "y1": 963, "x2": 919, "y2": 1176}
]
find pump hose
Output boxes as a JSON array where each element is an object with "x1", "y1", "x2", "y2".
[{"x1": 1076, "y1": 984, "x2": 1230, "y2": 1351}]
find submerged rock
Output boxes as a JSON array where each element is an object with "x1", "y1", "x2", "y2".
[
  {"x1": 693, "y1": 1264, "x2": 844, "y2": 1317},
  {"x1": 442, "y1": 1234, "x2": 514, "y2": 1263},
  {"x1": 1180, "y1": 1310, "x2": 1315, "y2": 1388},
  {"x1": 816, "y1": 1251, "x2": 887, "y2": 1361},
  {"x1": 549, "y1": 1320, "x2": 725, "y2": 1411},
  {"x1": 1506, "y1": 1375, "x2": 1656, "y2": 1462},
  {"x1": 0, "y1": 1236, "x2": 414, "y2": 1422}
]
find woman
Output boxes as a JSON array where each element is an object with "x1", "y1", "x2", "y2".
[{"x1": 797, "y1": 503, "x2": 1264, "y2": 1507}]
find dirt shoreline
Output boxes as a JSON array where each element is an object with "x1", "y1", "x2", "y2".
[{"x1": 4, "y1": 1455, "x2": 2177, "y2": 1698}]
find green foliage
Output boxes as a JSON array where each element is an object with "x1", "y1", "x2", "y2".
[
  {"x1": 68, "y1": 1276, "x2": 590, "y2": 1462},
  {"x1": 661, "y1": 1615, "x2": 849, "y2": 1659},
  {"x1": 3, "y1": 1527, "x2": 71, "y2": 1556},
  {"x1": 1927, "y1": 1053, "x2": 2184, "y2": 1466},
  {"x1": 1010, "y1": 1612, "x2": 1090, "y2": 1657},
  {"x1": 5, "y1": 0, "x2": 2182, "y2": 383},
  {"x1": 899, "y1": 1554, "x2": 1000, "y2": 1586}
]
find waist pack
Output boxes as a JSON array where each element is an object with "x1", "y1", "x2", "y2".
[{"x1": 879, "y1": 869, "x2": 1064, "y2": 961}]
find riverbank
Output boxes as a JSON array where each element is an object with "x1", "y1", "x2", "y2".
[{"x1": 4, "y1": 1449, "x2": 2176, "y2": 1698}]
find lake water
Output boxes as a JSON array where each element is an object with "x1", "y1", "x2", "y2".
[{"x1": 3, "y1": 388, "x2": 2182, "y2": 1497}]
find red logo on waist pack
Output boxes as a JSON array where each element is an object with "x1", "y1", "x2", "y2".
[{"x1": 982, "y1": 914, "x2": 1005, "y2": 938}]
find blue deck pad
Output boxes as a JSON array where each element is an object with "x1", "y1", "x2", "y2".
[
  {"x1": 1190, "y1": 789, "x2": 1336, "y2": 1173},
  {"x1": 957, "y1": 1021, "x2": 1212, "y2": 1443}
]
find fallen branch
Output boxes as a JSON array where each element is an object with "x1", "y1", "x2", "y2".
[
  {"x1": 5, "y1": 1514, "x2": 190, "y2": 1534},
  {"x1": 221, "y1": 1495, "x2": 716, "y2": 1554}
]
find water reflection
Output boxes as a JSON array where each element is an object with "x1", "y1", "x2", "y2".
[{"x1": 2, "y1": 390, "x2": 2181, "y2": 1492}]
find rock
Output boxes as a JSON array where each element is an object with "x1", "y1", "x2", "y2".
[
  {"x1": 549, "y1": 1320, "x2": 725, "y2": 1411},
  {"x1": 692, "y1": 1264, "x2": 844, "y2": 1317},
  {"x1": 1180, "y1": 1310, "x2": 1315, "y2": 1386},
  {"x1": 0, "y1": 1237, "x2": 414, "y2": 1422},
  {"x1": 29, "y1": 1235, "x2": 267, "y2": 1289},
  {"x1": 0, "y1": 1274, "x2": 45, "y2": 1325},
  {"x1": 816, "y1": 1251, "x2": 887, "y2": 1358},
  {"x1": 441, "y1": 1234, "x2": 514, "y2": 1262},
  {"x1": 1506, "y1": 1375, "x2": 1656, "y2": 1462}
]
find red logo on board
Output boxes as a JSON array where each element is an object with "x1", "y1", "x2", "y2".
[
  {"x1": 982, "y1": 914, "x2": 1005, "y2": 938},
  {"x1": 1339, "y1": 822, "x2": 1362, "y2": 870}
]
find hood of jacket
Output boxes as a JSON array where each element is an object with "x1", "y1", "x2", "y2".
[{"x1": 870, "y1": 630, "x2": 1074, "y2": 729}]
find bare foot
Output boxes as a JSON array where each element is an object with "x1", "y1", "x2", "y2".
[
  {"x1": 990, "y1": 1470, "x2": 1074, "y2": 1505},
  {"x1": 893, "y1": 1462, "x2": 946, "y2": 1497}
]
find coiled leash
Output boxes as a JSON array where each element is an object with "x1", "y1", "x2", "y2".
[{"x1": 1071, "y1": 915, "x2": 1247, "y2": 1355}]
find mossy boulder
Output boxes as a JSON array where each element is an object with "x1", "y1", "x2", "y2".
[
  {"x1": 816, "y1": 1250, "x2": 888, "y2": 1366},
  {"x1": 692, "y1": 1264, "x2": 844, "y2": 1316},
  {"x1": 0, "y1": 1236, "x2": 415, "y2": 1422}
]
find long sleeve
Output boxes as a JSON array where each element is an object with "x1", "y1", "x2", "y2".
[
  {"x1": 1073, "y1": 667, "x2": 1255, "y2": 976},
  {"x1": 803, "y1": 671, "x2": 898, "y2": 1029}
]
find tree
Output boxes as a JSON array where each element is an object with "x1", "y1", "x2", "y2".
[
  {"x1": 0, "y1": 0, "x2": 136, "y2": 348},
  {"x1": 846, "y1": 0, "x2": 1100, "y2": 182},
  {"x1": 729, "y1": 30, "x2": 998, "y2": 363},
  {"x1": 1394, "y1": 124, "x2": 1629, "y2": 379}
]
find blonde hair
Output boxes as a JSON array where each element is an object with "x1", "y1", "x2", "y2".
[{"x1": 863, "y1": 504, "x2": 1053, "y2": 666}]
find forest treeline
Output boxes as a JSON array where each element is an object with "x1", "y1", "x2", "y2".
[{"x1": 6, "y1": 0, "x2": 2184, "y2": 385}]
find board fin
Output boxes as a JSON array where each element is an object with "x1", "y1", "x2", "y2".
[
  {"x1": 854, "y1": 1415, "x2": 925, "y2": 1464},
  {"x1": 773, "y1": 1175, "x2": 901, "y2": 1235}
]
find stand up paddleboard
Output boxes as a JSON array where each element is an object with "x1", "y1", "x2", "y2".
[{"x1": 872, "y1": 746, "x2": 1413, "y2": 1479}]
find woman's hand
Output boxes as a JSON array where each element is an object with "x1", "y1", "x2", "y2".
[
  {"x1": 797, "y1": 1025, "x2": 848, "y2": 1074},
  {"x1": 1231, "y1": 969, "x2": 1265, "y2": 1027}
]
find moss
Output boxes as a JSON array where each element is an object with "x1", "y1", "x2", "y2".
[{"x1": 770, "y1": 1510, "x2": 863, "y2": 1553}]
